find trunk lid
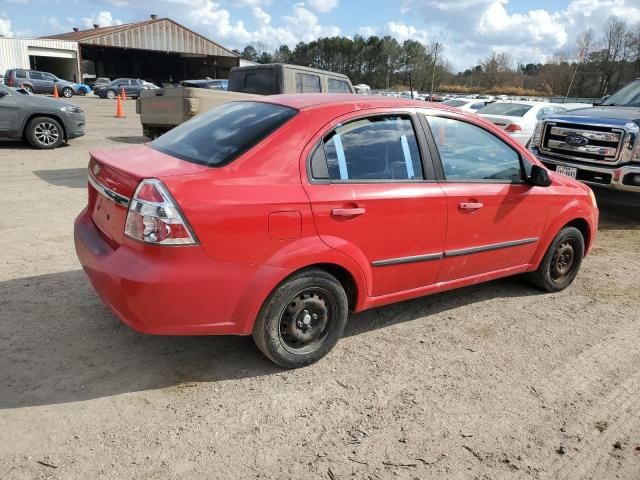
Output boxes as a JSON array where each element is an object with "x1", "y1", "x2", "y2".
[{"x1": 88, "y1": 145, "x2": 207, "y2": 247}]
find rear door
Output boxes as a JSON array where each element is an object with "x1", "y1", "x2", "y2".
[
  {"x1": 420, "y1": 111, "x2": 549, "y2": 283},
  {"x1": 302, "y1": 110, "x2": 447, "y2": 297},
  {"x1": 28, "y1": 71, "x2": 46, "y2": 93}
]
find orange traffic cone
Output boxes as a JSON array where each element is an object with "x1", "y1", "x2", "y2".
[
  {"x1": 53, "y1": 84, "x2": 59, "y2": 99},
  {"x1": 121, "y1": 87, "x2": 127, "y2": 101},
  {"x1": 115, "y1": 95, "x2": 125, "y2": 118}
]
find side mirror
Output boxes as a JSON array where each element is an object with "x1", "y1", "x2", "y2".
[{"x1": 528, "y1": 164, "x2": 552, "y2": 187}]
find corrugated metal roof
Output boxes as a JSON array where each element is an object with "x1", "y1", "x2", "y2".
[{"x1": 43, "y1": 18, "x2": 238, "y2": 58}]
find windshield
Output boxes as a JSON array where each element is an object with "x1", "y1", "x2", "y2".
[
  {"x1": 476, "y1": 103, "x2": 533, "y2": 117},
  {"x1": 601, "y1": 79, "x2": 640, "y2": 107},
  {"x1": 150, "y1": 102, "x2": 297, "y2": 167}
]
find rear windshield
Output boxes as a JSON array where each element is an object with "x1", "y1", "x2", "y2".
[
  {"x1": 476, "y1": 103, "x2": 533, "y2": 117},
  {"x1": 150, "y1": 102, "x2": 297, "y2": 167},
  {"x1": 229, "y1": 69, "x2": 277, "y2": 95},
  {"x1": 442, "y1": 99, "x2": 467, "y2": 107}
]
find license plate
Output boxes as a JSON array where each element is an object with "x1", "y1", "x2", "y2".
[{"x1": 556, "y1": 165, "x2": 577, "y2": 179}]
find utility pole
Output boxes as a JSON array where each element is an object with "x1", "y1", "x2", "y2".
[
  {"x1": 430, "y1": 42, "x2": 439, "y2": 99},
  {"x1": 566, "y1": 46, "x2": 586, "y2": 101}
]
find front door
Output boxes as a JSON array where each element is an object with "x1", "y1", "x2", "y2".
[
  {"x1": 302, "y1": 112, "x2": 447, "y2": 297},
  {"x1": 0, "y1": 87, "x2": 20, "y2": 137},
  {"x1": 421, "y1": 113, "x2": 549, "y2": 282}
]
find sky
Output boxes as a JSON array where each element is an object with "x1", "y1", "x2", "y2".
[{"x1": 1, "y1": 0, "x2": 640, "y2": 71}]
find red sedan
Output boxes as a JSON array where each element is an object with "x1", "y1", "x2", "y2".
[{"x1": 74, "y1": 95, "x2": 599, "y2": 368}]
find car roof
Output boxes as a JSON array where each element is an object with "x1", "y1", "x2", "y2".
[{"x1": 257, "y1": 94, "x2": 443, "y2": 111}]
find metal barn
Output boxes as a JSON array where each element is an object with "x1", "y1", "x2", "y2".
[{"x1": 44, "y1": 16, "x2": 240, "y2": 84}]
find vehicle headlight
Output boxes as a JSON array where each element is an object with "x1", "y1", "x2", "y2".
[
  {"x1": 530, "y1": 121, "x2": 543, "y2": 148},
  {"x1": 60, "y1": 105, "x2": 83, "y2": 114}
]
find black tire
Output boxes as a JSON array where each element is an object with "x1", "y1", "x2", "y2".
[
  {"x1": 23, "y1": 85, "x2": 33, "y2": 93},
  {"x1": 106, "y1": 89, "x2": 116, "y2": 99},
  {"x1": 78, "y1": 88, "x2": 87, "y2": 96},
  {"x1": 253, "y1": 269, "x2": 348, "y2": 368},
  {"x1": 61, "y1": 87, "x2": 73, "y2": 98},
  {"x1": 25, "y1": 117, "x2": 65, "y2": 149},
  {"x1": 528, "y1": 227, "x2": 585, "y2": 292}
]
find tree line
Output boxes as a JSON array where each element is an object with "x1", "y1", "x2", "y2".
[{"x1": 236, "y1": 16, "x2": 640, "y2": 98}]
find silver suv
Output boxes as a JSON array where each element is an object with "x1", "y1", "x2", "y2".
[
  {"x1": 0, "y1": 84, "x2": 85, "y2": 149},
  {"x1": 3, "y1": 69, "x2": 78, "y2": 98}
]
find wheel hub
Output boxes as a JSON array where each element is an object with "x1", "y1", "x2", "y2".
[
  {"x1": 551, "y1": 242, "x2": 575, "y2": 279},
  {"x1": 280, "y1": 292, "x2": 329, "y2": 350}
]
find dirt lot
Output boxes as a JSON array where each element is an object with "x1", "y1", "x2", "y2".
[{"x1": 0, "y1": 96, "x2": 639, "y2": 480}]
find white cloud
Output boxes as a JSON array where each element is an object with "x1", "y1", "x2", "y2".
[
  {"x1": 387, "y1": 21, "x2": 429, "y2": 44},
  {"x1": 358, "y1": 26, "x2": 377, "y2": 37},
  {"x1": 400, "y1": 0, "x2": 640, "y2": 71},
  {"x1": 0, "y1": 14, "x2": 13, "y2": 37},
  {"x1": 187, "y1": 1, "x2": 339, "y2": 49},
  {"x1": 306, "y1": 0, "x2": 339, "y2": 13},
  {"x1": 252, "y1": 6, "x2": 271, "y2": 25},
  {"x1": 82, "y1": 11, "x2": 122, "y2": 29}
]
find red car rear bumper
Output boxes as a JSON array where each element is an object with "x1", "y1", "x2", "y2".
[{"x1": 74, "y1": 208, "x2": 287, "y2": 335}]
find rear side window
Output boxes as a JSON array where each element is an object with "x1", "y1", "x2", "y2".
[
  {"x1": 150, "y1": 102, "x2": 297, "y2": 167},
  {"x1": 15, "y1": 70, "x2": 27, "y2": 79},
  {"x1": 296, "y1": 73, "x2": 321, "y2": 93},
  {"x1": 313, "y1": 116, "x2": 423, "y2": 181},
  {"x1": 328, "y1": 78, "x2": 351, "y2": 93},
  {"x1": 29, "y1": 71, "x2": 43, "y2": 80}
]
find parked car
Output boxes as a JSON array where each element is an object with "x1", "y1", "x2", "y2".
[
  {"x1": 3, "y1": 69, "x2": 78, "y2": 97},
  {"x1": 75, "y1": 83, "x2": 92, "y2": 95},
  {"x1": 442, "y1": 98, "x2": 491, "y2": 112},
  {"x1": 137, "y1": 63, "x2": 355, "y2": 138},
  {"x1": 475, "y1": 101, "x2": 581, "y2": 145},
  {"x1": 74, "y1": 95, "x2": 598, "y2": 368},
  {"x1": 0, "y1": 84, "x2": 85, "y2": 148},
  {"x1": 93, "y1": 78, "x2": 151, "y2": 99},
  {"x1": 94, "y1": 77, "x2": 111, "y2": 88},
  {"x1": 529, "y1": 78, "x2": 640, "y2": 192},
  {"x1": 180, "y1": 79, "x2": 229, "y2": 90}
]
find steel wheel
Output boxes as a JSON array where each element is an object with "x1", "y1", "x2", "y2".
[
  {"x1": 528, "y1": 226, "x2": 585, "y2": 292},
  {"x1": 550, "y1": 240, "x2": 576, "y2": 281},
  {"x1": 33, "y1": 121, "x2": 60, "y2": 146},
  {"x1": 253, "y1": 268, "x2": 349, "y2": 368},
  {"x1": 278, "y1": 288, "x2": 337, "y2": 355}
]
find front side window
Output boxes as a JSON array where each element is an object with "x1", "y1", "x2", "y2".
[
  {"x1": 426, "y1": 116, "x2": 522, "y2": 182},
  {"x1": 296, "y1": 73, "x2": 321, "y2": 93},
  {"x1": 313, "y1": 115, "x2": 423, "y2": 181},
  {"x1": 150, "y1": 101, "x2": 297, "y2": 167},
  {"x1": 328, "y1": 78, "x2": 351, "y2": 93}
]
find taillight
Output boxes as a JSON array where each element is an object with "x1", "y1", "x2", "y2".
[
  {"x1": 505, "y1": 123, "x2": 523, "y2": 133},
  {"x1": 124, "y1": 179, "x2": 198, "y2": 246}
]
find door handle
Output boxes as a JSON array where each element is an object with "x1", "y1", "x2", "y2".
[
  {"x1": 459, "y1": 202, "x2": 484, "y2": 211},
  {"x1": 331, "y1": 207, "x2": 365, "y2": 217}
]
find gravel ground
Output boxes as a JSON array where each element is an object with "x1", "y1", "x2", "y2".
[{"x1": 0, "y1": 96, "x2": 639, "y2": 480}]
